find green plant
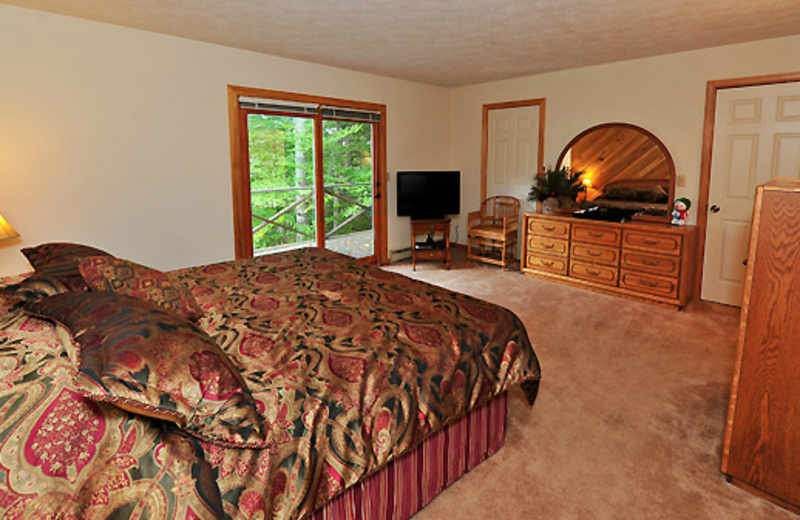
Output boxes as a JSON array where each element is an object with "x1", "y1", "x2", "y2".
[{"x1": 528, "y1": 166, "x2": 586, "y2": 202}]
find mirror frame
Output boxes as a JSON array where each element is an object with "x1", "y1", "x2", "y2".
[{"x1": 556, "y1": 122, "x2": 676, "y2": 222}]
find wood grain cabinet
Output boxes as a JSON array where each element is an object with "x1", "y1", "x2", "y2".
[
  {"x1": 522, "y1": 213, "x2": 697, "y2": 309},
  {"x1": 721, "y1": 179, "x2": 800, "y2": 514}
]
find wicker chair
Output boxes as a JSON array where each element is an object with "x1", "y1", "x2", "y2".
[{"x1": 467, "y1": 196, "x2": 520, "y2": 270}]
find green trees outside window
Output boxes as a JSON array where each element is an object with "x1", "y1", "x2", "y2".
[{"x1": 247, "y1": 114, "x2": 374, "y2": 255}]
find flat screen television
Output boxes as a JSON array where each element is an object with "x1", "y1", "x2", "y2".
[{"x1": 396, "y1": 171, "x2": 460, "y2": 220}]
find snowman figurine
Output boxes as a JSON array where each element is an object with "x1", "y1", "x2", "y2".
[{"x1": 671, "y1": 197, "x2": 691, "y2": 226}]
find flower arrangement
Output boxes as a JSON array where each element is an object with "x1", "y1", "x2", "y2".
[{"x1": 528, "y1": 166, "x2": 587, "y2": 203}]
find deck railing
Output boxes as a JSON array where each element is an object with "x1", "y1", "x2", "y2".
[{"x1": 251, "y1": 182, "x2": 372, "y2": 251}]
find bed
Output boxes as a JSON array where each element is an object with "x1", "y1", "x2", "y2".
[
  {"x1": 0, "y1": 245, "x2": 540, "y2": 519},
  {"x1": 584, "y1": 178, "x2": 672, "y2": 216}
]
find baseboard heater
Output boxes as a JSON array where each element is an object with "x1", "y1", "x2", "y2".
[{"x1": 389, "y1": 247, "x2": 413, "y2": 263}]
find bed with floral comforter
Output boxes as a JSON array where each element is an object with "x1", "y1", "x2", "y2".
[{"x1": 0, "y1": 247, "x2": 540, "y2": 519}]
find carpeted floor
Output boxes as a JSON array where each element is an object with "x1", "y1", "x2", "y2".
[{"x1": 383, "y1": 249, "x2": 795, "y2": 520}]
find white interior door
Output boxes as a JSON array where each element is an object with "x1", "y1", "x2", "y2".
[
  {"x1": 703, "y1": 82, "x2": 800, "y2": 305},
  {"x1": 487, "y1": 106, "x2": 541, "y2": 205}
]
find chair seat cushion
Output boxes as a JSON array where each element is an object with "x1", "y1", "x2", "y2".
[{"x1": 469, "y1": 224, "x2": 509, "y2": 238}]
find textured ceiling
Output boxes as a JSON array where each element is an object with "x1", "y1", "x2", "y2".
[{"x1": 4, "y1": 0, "x2": 800, "y2": 87}]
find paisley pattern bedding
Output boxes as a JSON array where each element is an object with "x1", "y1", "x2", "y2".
[{"x1": 0, "y1": 247, "x2": 540, "y2": 519}]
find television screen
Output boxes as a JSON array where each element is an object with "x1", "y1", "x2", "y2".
[{"x1": 396, "y1": 171, "x2": 460, "y2": 220}]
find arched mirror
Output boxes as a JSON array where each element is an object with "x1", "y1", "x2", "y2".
[{"x1": 557, "y1": 123, "x2": 675, "y2": 221}]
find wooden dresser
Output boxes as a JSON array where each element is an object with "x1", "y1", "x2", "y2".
[
  {"x1": 721, "y1": 179, "x2": 800, "y2": 514},
  {"x1": 522, "y1": 212, "x2": 697, "y2": 309}
]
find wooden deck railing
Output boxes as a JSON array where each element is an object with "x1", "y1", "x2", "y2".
[{"x1": 251, "y1": 182, "x2": 372, "y2": 248}]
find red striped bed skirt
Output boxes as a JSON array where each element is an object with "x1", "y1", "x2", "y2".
[{"x1": 307, "y1": 392, "x2": 508, "y2": 520}]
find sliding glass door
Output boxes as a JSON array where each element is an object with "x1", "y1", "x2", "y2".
[
  {"x1": 322, "y1": 119, "x2": 374, "y2": 258},
  {"x1": 247, "y1": 113, "x2": 317, "y2": 253},
  {"x1": 231, "y1": 88, "x2": 386, "y2": 263}
]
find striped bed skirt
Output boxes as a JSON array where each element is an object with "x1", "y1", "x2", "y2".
[{"x1": 307, "y1": 392, "x2": 508, "y2": 520}]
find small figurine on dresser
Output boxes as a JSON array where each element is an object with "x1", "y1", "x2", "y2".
[{"x1": 671, "y1": 197, "x2": 691, "y2": 226}]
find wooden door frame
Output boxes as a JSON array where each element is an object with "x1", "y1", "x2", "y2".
[
  {"x1": 694, "y1": 72, "x2": 800, "y2": 298},
  {"x1": 481, "y1": 98, "x2": 546, "y2": 202},
  {"x1": 227, "y1": 85, "x2": 388, "y2": 264}
]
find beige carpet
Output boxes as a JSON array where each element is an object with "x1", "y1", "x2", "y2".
[{"x1": 383, "y1": 249, "x2": 795, "y2": 520}]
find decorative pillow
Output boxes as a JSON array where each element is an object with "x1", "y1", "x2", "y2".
[
  {"x1": 23, "y1": 291, "x2": 267, "y2": 449},
  {"x1": 79, "y1": 256, "x2": 203, "y2": 321},
  {"x1": 21, "y1": 242, "x2": 114, "y2": 291},
  {"x1": 601, "y1": 185, "x2": 668, "y2": 203},
  {"x1": 601, "y1": 187, "x2": 636, "y2": 201},
  {"x1": 22, "y1": 242, "x2": 113, "y2": 271},
  {"x1": 5, "y1": 275, "x2": 70, "y2": 302},
  {"x1": 636, "y1": 185, "x2": 669, "y2": 203}
]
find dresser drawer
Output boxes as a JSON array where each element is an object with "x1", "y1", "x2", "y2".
[
  {"x1": 623, "y1": 230, "x2": 682, "y2": 255},
  {"x1": 528, "y1": 236, "x2": 569, "y2": 258},
  {"x1": 570, "y1": 260, "x2": 619, "y2": 286},
  {"x1": 415, "y1": 249, "x2": 447, "y2": 261},
  {"x1": 621, "y1": 251, "x2": 680, "y2": 277},
  {"x1": 572, "y1": 224, "x2": 621, "y2": 247},
  {"x1": 528, "y1": 218, "x2": 570, "y2": 239},
  {"x1": 570, "y1": 243, "x2": 619, "y2": 266},
  {"x1": 619, "y1": 270, "x2": 679, "y2": 299},
  {"x1": 526, "y1": 255, "x2": 568, "y2": 275}
]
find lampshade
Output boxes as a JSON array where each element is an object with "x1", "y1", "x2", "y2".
[{"x1": 0, "y1": 213, "x2": 19, "y2": 240}]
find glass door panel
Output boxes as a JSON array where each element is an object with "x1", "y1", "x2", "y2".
[
  {"x1": 321, "y1": 120, "x2": 374, "y2": 258},
  {"x1": 247, "y1": 113, "x2": 317, "y2": 254}
]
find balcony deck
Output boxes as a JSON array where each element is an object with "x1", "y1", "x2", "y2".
[{"x1": 254, "y1": 229, "x2": 374, "y2": 259}]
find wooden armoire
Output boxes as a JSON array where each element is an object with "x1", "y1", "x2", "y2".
[{"x1": 721, "y1": 178, "x2": 800, "y2": 513}]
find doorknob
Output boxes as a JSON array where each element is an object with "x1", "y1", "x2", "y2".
[{"x1": 710, "y1": 204, "x2": 720, "y2": 213}]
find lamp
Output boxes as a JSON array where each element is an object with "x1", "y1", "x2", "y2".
[{"x1": 0, "y1": 213, "x2": 19, "y2": 240}]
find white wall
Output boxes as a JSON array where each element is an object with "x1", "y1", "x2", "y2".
[
  {"x1": 449, "y1": 34, "x2": 800, "y2": 238},
  {"x1": 3, "y1": 4, "x2": 800, "y2": 277},
  {"x1": 0, "y1": 5, "x2": 451, "y2": 275}
]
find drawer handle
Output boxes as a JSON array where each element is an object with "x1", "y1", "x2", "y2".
[
  {"x1": 586, "y1": 250, "x2": 603, "y2": 257},
  {"x1": 641, "y1": 258, "x2": 659, "y2": 266},
  {"x1": 637, "y1": 277, "x2": 658, "y2": 287},
  {"x1": 642, "y1": 238, "x2": 660, "y2": 245},
  {"x1": 541, "y1": 243, "x2": 555, "y2": 249},
  {"x1": 588, "y1": 231, "x2": 604, "y2": 238},
  {"x1": 586, "y1": 268, "x2": 601, "y2": 276},
  {"x1": 540, "y1": 260, "x2": 554, "y2": 266},
  {"x1": 542, "y1": 225, "x2": 556, "y2": 231}
]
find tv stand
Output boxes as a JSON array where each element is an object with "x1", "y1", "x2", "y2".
[{"x1": 411, "y1": 218, "x2": 450, "y2": 271}]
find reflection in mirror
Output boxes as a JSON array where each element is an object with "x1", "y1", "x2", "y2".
[{"x1": 557, "y1": 123, "x2": 675, "y2": 220}]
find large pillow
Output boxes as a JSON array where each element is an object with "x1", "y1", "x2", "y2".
[
  {"x1": 22, "y1": 242, "x2": 113, "y2": 271},
  {"x1": 24, "y1": 291, "x2": 268, "y2": 449},
  {"x1": 601, "y1": 185, "x2": 668, "y2": 203},
  {"x1": 79, "y1": 256, "x2": 203, "y2": 321},
  {"x1": 5, "y1": 275, "x2": 70, "y2": 302},
  {"x1": 21, "y1": 242, "x2": 114, "y2": 292}
]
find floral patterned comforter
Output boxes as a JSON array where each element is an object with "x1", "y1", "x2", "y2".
[{"x1": 0, "y1": 247, "x2": 540, "y2": 519}]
